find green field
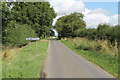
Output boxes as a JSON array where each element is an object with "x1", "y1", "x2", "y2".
[
  {"x1": 61, "y1": 39, "x2": 118, "y2": 78},
  {"x1": 2, "y1": 40, "x2": 49, "y2": 78}
]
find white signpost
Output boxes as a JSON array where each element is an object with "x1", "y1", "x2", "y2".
[
  {"x1": 26, "y1": 38, "x2": 40, "y2": 41},
  {"x1": 26, "y1": 38, "x2": 40, "y2": 52}
]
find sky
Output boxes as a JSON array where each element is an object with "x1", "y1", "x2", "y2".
[
  {"x1": 48, "y1": 0, "x2": 119, "y2": 29},
  {"x1": 84, "y1": 2, "x2": 118, "y2": 15}
]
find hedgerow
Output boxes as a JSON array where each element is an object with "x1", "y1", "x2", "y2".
[{"x1": 3, "y1": 22, "x2": 37, "y2": 47}]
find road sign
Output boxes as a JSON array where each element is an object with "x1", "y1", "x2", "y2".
[
  {"x1": 26, "y1": 38, "x2": 40, "y2": 41},
  {"x1": 26, "y1": 38, "x2": 40, "y2": 52}
]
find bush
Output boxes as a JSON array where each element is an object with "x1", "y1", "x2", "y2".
[
  {"x1": 68, "y1": 38, "x2": 118, "y2": 56},
  {"x1": 77, "y1": 40, "x2": 100, "y2": 51},
  {"x1": 69, "y1": 38, "x2": 101, "y2": 51},
  {"x1": 3, "y1": 22, "x2": 37, "y2": 47}
]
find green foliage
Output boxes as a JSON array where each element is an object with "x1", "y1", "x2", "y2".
[
  {"x1": 2, "y1": 2, "x2": 56, "y2": 47},
  {"x1": 2, "y1": 2, "x2": 10, "y2": 30},
  {"x1": 10, "y1": 2, "x2": 56, "y2": 37},
  {"x1": 55, "y1": 12, "x2": 86, "y2": 37},
  {"x1": 75, "y1": 24, "x2": 120, "y2": 47},
  {"x1": 69, "y1": 38, "x2": 101, "y2": 51},
  {"x1": 108, "y1": 25, "x2": 120, "y2": 43},
  {"x1": 96, "y1": 24, "x2": 111, "y2": 39},
  {"x1": 76, "y1": 42, "x2": 101, "y2": 51},
  {"x1": 3, "y1": 22, "x2": 37, "y2": 47},
  {"x1": 50, "y1": 30, "x2": 55, "y2": 36}
]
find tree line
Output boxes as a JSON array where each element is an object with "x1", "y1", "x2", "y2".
[
  {"x1": 77, "y1": 24, "x2": 120, "y2": 44},
  {"x1": 2, "y1": 2, "x2": 56, "y2": 47},
  {"x1": 55, "y1": 12, "x2": 120, "y2": 46},
  {"x1": 1, "y1": 2, "x2": 120, "y2": 48}
]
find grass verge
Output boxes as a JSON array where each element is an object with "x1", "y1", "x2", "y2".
[
  {"x1": 0, "y1": 51, "x2": 2, "y2": 79},
  {"x1": 2, "y1": 40, "x2": 49, "y2": 78},
  {"x1": 61, "y1": 40, "x2": 118, "y2": 78}
]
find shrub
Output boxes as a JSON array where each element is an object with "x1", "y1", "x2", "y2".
[
  {"x1": 69, "y1": 38, "x2": 101, "y2": 51},
  {"x1": 3, "y1": 22, "x2": 37, "y2": 47},
  {"x1": 68, "y1": 38, "x2": 118, "y2": 56}
]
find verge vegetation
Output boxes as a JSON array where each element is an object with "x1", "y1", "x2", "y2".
[
  {"x1": 61, "y1": 38, "x2": 118, "y2": 77},
  {"x1": 55, "y1": 11, "x2": 119, "y2": 78},
  {"x1": 2, "y1": 41, "x2": 49, "y2": 78},
  {"x1": 1, "y1": 2, "x2": 55, "y2": 78}
]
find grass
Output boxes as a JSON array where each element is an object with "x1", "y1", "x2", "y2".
[
  {"x1": 0, "y1": 51, "x2": 2, "y2": 80},
  {"x1": 68, "y1": 37, "x2": 118, "y2": 56},
  {"x1": 2, "y1": 40, "x2": 49, "y2": 78},
  {"x1": 61, "y1": 39, "x2": 118, "y2": 78}
]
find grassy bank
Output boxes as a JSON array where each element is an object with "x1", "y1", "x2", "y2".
[
  {"x1": 0, "y1": 50, "x2": 2, "y2": 79},
  {"x1": 2, "y1": 40, "x2": 49, "y2": 78},
  {"x1": 61, "y1": 38, "x2": 118, "y2": 77}
]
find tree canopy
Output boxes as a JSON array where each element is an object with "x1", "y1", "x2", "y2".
[
  {"x1": 55, "y1": 12, "x2": 86, "y2": 37},
  {"x1": 2, "y1": 2, "x2": 56, "y2": 47}
]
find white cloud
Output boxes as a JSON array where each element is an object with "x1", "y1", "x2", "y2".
[
  {"x1": 82, "y1": 9, "x2": 91, "y2": 16},
  {"x1": 84, "y1": 13, "x2": 111, "y2": 28},
  {"x1": 110, "y1": 14, "x2": 118, "y2": 26},
  {"x1": 89, "y1": 8, "x2": 109, "y2": 15},
  {"x1": 83, "y1": 8, "x2": 111, "y2": 28},
  {"x1": 83, "y1": 8, "x2": 118, "y2": 28},
  {"x1": 49, "y1": 0, "x2": 85, "y2": 15},
  {"x1": 48, "y1": 0, "x2": 118, "y2": 28}
]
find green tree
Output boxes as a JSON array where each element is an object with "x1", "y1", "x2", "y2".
[
  {"x1": 55, "y1": 12, "x2": 86, "y2": 37},
  {"x1": 108, "y1": 25, "x2": 120, "y2": 43},
  {"x1": 50, "y1": 30, "x2": 55, "y2": 36},
  {"x1": 3, "y1": 22, "x2": 37, "y2": 47},
  {"x1": 85, "y1": 29, "x2": 97, "y2": 40},
  {"x1": 10, "y1": 2, "x2": 56, "y2": 37},
  {"x1": 96, "y1": 24, "x2": 110, "y2": 39},
  {"x1": 2, "y1": 2, "x2": 56, "y2": 47},
  {"x1": 2, "y1": 2, "x2": 10, "y2": 30}
]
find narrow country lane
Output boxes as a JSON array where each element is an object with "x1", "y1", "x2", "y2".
[{"x1": 43, "y1": 40, "x2": 115, "y2": 78}]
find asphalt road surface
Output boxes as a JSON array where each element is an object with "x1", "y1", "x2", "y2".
[{"x1": 43, "y1": 40, "x2": 114, "y2": 78}]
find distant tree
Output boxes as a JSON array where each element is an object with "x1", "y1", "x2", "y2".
[
  {"x1": 108, "y1": 25, "x2": 120, "y2": 43},
  {"x1": 85, "y1": 29, "x2": 97, "y2": 40},
  {"x1": 55, "y1": 12, "x2": 86, "y2": 37},
  {"x1": 74, "y1": 28, "x2": 86, "y2": 37},
  {"x1": 50, "y1": 30, "x2": 55, "y2": 36},
  {"x1": 96, "y1": 24, "x2": 110, "y2": 39}
]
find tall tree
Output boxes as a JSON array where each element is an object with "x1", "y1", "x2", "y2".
[
  {"x1": 2, "y1": 2, "x2": 56, "y2": 47},
  {"x1": 6, "y1": 2, "x2": 57, "y2": 37},
  {"x1": 55, "y1": 12, "x2": 86, "y2": 37}
]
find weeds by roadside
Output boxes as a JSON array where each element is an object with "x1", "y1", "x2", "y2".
[
  {"x1": 61, "y1": 38, "x2": 118, "y2": 77},
  {"x1": 67, "y1": 37, "x2": 118, "y2": 57}
]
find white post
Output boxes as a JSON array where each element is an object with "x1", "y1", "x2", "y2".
[
  {"x1": 30, "y1": 41, "x2": 31, "y2": 51},
  {"x1": 36, "y1": 41, "x2": 37, "y2": 53},
  {"x1": 26, "y1": 38, "x2": 40, "y2": 52}
]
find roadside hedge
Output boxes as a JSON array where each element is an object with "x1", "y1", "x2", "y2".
[{"x1": 3, "y1": 22, "x2": 37, "y2": 47}]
